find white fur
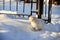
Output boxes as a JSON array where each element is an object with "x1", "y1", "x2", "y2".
[{"x1": 29, "y1": 16, "x2": 44, "y2": 31}]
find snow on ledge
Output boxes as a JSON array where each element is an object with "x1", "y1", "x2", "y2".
[{"x1": 0, "y1": 10, "x2": 17, "y2": 14}]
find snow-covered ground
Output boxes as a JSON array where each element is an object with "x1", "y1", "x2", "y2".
[
  {"x1": 0, "y1": 12, "x2": 60, "y2": 40},
  {"x1": 0, "y1": 1, "x2": 60, "y2": 40},
  {"x1": 0, "y1": 9, "x2": 60, "y2": 40}
]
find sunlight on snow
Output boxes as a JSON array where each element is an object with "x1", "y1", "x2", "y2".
[
  {"x1": 50, "y1": 32, "x2": 58, "y2": 37},
  {"x1": 51, "y1": 14, "x2": 60, "y2": 24},
  {"x1": 0, "y1": 14, "x2": 5, "y2": 18},
  {"x1": 5, "y1": 0, "x2": 14, "y2": 2},
  {"x1": 0, "y1": 10, "x2": 17, "y2": 14},
  {"x1": 40, "y1": 31, "x2": 50, "y2": 38},
  {"x1": 52, "y1": 14, "x2": 59, "y2": 19},
  {"x1": 40, "y1": 31, "x2": 60, "y2": 38},
  {"x1": 0, "y1": 1, "x2": 60, "y2": 40},
  {"x1": 0, "y1": 30, "x2": 9, "y2": 33}
]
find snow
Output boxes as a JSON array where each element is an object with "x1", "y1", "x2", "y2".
[
  {"x1": 0, "y1": 12, "x2": 60, "y2": 40},
  {"x1": 0, "y1": 1, "x2": 60, "y2": 40},
  {"x1": 0, "y1": 10, "x2": 17, "y2": 14}
]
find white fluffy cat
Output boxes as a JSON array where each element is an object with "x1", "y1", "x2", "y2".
[{"x1": 29, "y1": 16, "x2": 44, "y2": 31}]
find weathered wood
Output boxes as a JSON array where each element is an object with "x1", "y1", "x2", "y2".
[
  {"x1": 24, "y1": 0, "x2": 30, "y2": 3},
  {"x1": 48, "y1": 0, "x2": 52, "y2": 23},
  {"x1": 52, "y1": 0, "x2": 55, "y2": 4},
  {"x1": 38, "y1": 0, "x2": 44, "y2": 19}
]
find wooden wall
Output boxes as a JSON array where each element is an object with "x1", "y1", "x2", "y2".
[{"x1": 52, "y1": 0, "x2": 55, "y2": 4}]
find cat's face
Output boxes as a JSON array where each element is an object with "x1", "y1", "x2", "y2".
[{"x1": 29, "y1": 16, "x2": 34, "y2": 22}]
